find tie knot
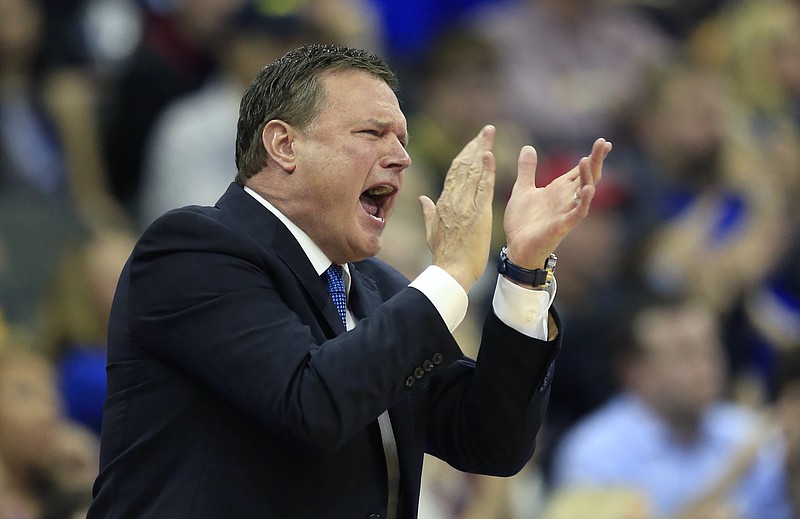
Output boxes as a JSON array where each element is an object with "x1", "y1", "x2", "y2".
[{"x1": 324, "y1": 264, "x2": 345, "y2": 293}]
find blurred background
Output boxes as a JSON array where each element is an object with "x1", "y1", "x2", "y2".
[{"x1": 0, "y1": 0, "x2": 799, "y2": 517}]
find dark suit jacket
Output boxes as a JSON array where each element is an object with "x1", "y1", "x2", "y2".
[{"x1": 88, "y1": 183, "x2": 560, "y2": 518}]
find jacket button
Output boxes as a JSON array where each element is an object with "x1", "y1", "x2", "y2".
[
  {"x1": 423, "y1": 360, "x2": 434, "y2": 372},
  {"x1": 369, "y1": 514, "x2": 382, "y2": 519},
  {"x1": 413, "y1": 367, "x2": 425, "y2": 379},
  {"x1": 432, "y1": 352, "x2": 443, "y2": 365},
  {"x1": 405, "y1": 376, "x2": 416, "y2": 388}
]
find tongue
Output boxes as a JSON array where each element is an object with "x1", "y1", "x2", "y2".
[{"x1": 360, "y1": 195, "x2": 379, "y2": 216}]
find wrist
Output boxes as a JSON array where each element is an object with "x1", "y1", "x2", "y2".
[{"x1": 496, "y1": 247, "x2": 557, "y2": 290}]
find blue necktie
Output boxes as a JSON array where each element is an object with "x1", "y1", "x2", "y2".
[
  {"x1": 325, "y1": 264, "x2": 399, "y2": 517},
  {"x1": 324, "y1": 264, "x2": 347, "y2": 329}
]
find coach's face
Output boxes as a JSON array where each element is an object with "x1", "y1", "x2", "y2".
[{"x1": 277, "y1": 70, "x2": 411, "y2": 264}]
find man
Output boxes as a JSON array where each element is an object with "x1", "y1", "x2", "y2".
[
  {"x1": 88, "y1": 44, "x2": 611, "y2": 517},
  {"x1": 551, "y1": 295, "x2": 795, "y2": 519}
]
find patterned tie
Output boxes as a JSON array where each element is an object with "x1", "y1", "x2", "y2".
[
  {"x1": 325, "y1": 264, "x2": 398, "y2": 518},
  {"x1": 323, "y1": 264, "x2": 347, "y2": 329}
]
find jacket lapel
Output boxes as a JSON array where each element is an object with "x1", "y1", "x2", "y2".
[
  {"x1": 347, "y1": 266, "x2": 380, "y2": 322},
  {"x1": 215, "y1": 183, "x2": 343, "y2": 336},
  {"x1": 273, "y1": 224, "x2": 344, "y2": 337}
]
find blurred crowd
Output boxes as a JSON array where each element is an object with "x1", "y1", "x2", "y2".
[{"x1": 0, "y1": 0, "x2": 799, "y2": 517}]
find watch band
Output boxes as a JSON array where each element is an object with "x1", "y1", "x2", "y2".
[{"x1": 496, "y1": 247, "x2": 557, "y2": 288}]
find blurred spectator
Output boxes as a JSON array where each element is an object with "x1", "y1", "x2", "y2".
[
  {"x1": 40, "y1": 227, "x2": 135, "y2": 435},
  {"x1": 690, "y1": 0, "x2": 800, "y2": 263},
  {"x1": 690, "y1": 0, "x2": 800, "y2": 222},
  {"x1": 725, "y1": 233, "x2": 800, "y2": 404},
  {"x1": 613, "y1": 58, "x2": 798, "y2": 405},
  {"x1": 98, "y1": 0, "x2": 247, "y2": 211},
  {"x1": 136, "y1": 3, "x2": 327, "y2": 227},
  {"x1": 0, "y1": 0, "x2": 126, "y2": 221},
  {"x1": 551, "y1": 294, "x2": 795, "y2": 519},
  {"x1": 690, "y1": 0, "x2": 800, "y2": 128},
  {"x1": 0, "y1": 0, "x2": 123, "y2": 331},
  {"x1": 468, "y1": 0, "x2": 674, "y2": 154},
  {"x1": 0, "y1": 346, "x2": 93, "y2": 518},
  {"x1": 0, "y1": 0, "x2": 68, "y2": 197},
  {"x1": 609, "y1": 61, "x2": 789, "y2": 319},
  {"x1": 40, "y1": 420, "x2": 98, "y2": 519}
]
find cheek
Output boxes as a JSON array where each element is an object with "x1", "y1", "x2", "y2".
[{"x1": 320, "y1": 183, "x2": 358, "y2": 219}]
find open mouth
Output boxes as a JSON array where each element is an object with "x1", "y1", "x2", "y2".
[{"x1": 359, "y1": 184, "x2": 396, "y2": 223}]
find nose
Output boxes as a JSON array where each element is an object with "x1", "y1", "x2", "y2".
[{"x1": 381, "y1": 138, "x2": 411, "y2": 171}]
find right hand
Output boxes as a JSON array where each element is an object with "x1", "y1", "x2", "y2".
[{"x1": 419, "y1": 125, "x2": 496, "y2": 292}]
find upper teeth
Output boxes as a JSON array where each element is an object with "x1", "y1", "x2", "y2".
[{"x1": 367, "y1": 185, "x2": 392, "y2": 196}]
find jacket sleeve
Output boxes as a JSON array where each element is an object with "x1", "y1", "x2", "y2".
[
  {"x1": 422, "y1": 305, "x2": 561, "y2": 476},
  {"x1": 124, "y1": 208, "x2": 465, "y2": 455}
]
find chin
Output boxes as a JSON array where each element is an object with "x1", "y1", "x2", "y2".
[{"x1": 357, "y1": 238, "x2": 383, "y2": 261}]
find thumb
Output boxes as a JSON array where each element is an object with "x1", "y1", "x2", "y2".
[
  {"x1": 515, "y1": 145, "x2": 538, "y2": 190},
  {"x1": 418, "y1": 195, "x2": 437, "y2": 248}
]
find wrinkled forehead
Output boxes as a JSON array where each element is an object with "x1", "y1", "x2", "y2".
[{"x1": 318, "y1": 70, "x2": 405, "y2": 120}]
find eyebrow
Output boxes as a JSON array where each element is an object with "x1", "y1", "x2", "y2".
[{"x1": 365, "y1": 118, "x2": 410, "y2": 148}]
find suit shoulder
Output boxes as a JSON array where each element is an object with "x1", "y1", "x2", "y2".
[{"x1": 136, "y1": 205, "x2": 262, "y2": 260}]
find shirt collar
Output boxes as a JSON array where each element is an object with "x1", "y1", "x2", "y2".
[{"x1": 244, "y1": 186, "x2": 351, "y2": 289}]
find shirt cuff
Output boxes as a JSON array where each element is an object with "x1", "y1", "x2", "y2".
[
  {"x1": 492, "y1": 275, "x2": 556, "y2": 340},
  {"x1": 409, "y1": 265, "x2": 468, "y2": 333}
]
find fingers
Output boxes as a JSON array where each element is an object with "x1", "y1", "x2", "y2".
[
  {"x1": 574, "y1": 157, "x2": 596, "y2": 215},
  {"x1": 469, "y1": 126, "x2": 495, "y2": 180},
  {"x1": 587, "y1": 138, "x2": 612, "y2": 184},
  {"x1": 475, "y1": 150, "x2": 496, "y2": 207},
  {"x1": 571, "y1": 138, "x2": 612, "y2": 200},
  {"x1": 464, "y1": 126, "x2": 495, "y2": 202},
  {"x1": 443, "y1": 125, "x2": 495, "y2": 201},
  {"x1": 579, "y1": 156, "x2": 593, "y2": 192},
  {"x1": 426, "y1": 127, "x2": 497, "y2": 291}
]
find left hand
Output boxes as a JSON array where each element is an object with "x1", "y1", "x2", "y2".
[{"x1": 503, "y1": 138, "x2": 612, "y2": 269}]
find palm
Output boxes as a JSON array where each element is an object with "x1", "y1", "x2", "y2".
[{"x1": 503, "y1": 139, "x2": 611, "y2": 269}]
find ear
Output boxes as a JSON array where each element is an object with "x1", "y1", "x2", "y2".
[{"x1": 262, "y1": 120, "x2": 297, "y2": 173}]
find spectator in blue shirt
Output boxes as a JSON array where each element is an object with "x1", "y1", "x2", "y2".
[{"x1": 551, "y1": 293, "x2": 796, "y2": 519}]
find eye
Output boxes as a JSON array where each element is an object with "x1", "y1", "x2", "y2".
[{"x1": 361, "y1": 129, "x2": 381, "y2": 137}]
